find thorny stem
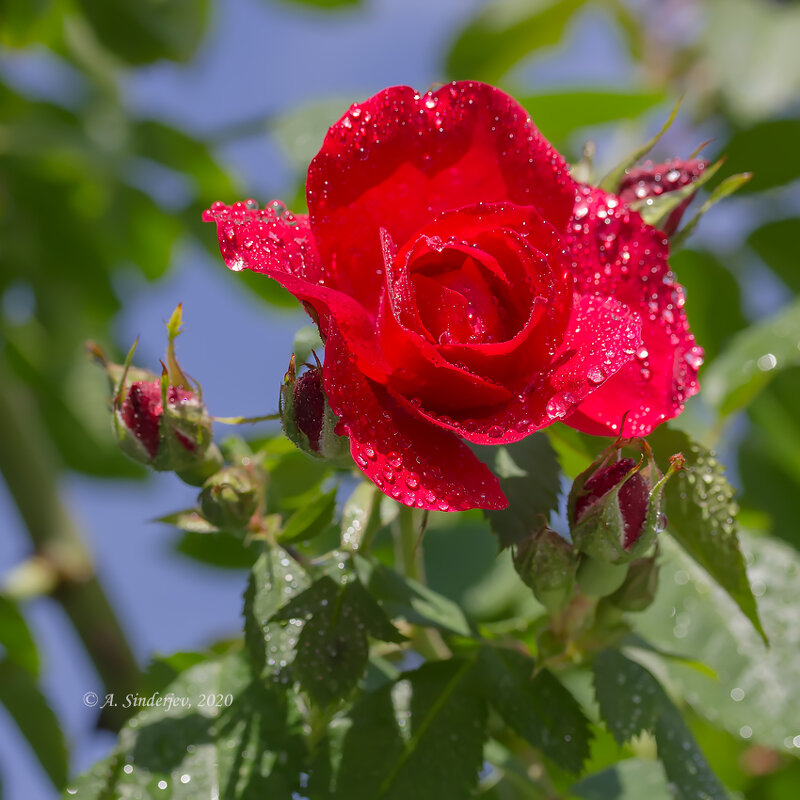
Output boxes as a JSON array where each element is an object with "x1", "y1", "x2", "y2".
[
  {"x1": 393, "y1": 505, "x2": 450, "y2": 660},
  {"x1": 0, "y1": 372, "x2": 141, "y2": 731}
]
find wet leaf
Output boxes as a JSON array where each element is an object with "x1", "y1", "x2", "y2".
[
  {"x1": 634, "y1": 533, "x2": 800, "y2": 753},
  {"x1": 476, "y1": 434, "x2": 562, "y2": 548},
  {"x1": 271, "y1": 576, "x2": 404, "y2": 706},
  {"x1": 594, "y1": 649, "x2": 727, "y2": 800},
  {"x1": 244, "y1": 545, "x2": 310, "y2": 677},
  {"x1": 334, "y1": 659, "x2": 487, "y2": 799},
  {"x1": 476, "y1": 646, "x2": 591, "y2": 773},
  {"x1": 571, "y1": 758, "x2": 672, "y2": 800},
  {"x1": 649, "y1": 427, "x2": 766, "y2": 643}
]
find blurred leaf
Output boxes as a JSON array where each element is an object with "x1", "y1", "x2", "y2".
[
  {"x1": 594, "y1": 650, "x2": 727, "y2": 800},
  {"x1": 571, "y1": 758, "x2": 671, "y2": 800},
  {"x1": 75, "y1": 0, "x2": 210, "y2": 64},
  {"x1": 334, "y1": 659, "x2": 487, "y2": 799},
  {"x1": 355, "y1": 555, "x2": 473, "y2": 637},
  {"x1": 175, "y1": 529, "x2": 257, "y2": 569},
  {"x1": 715, "y1": 119, "x2": 800, "y2": 194},
  {"x1": 669, "y1": 249, "x2": 747, "y2": 364},
  {"x1": 445, "y1": 0, "x2": 588, "y2": 84},
  {"x1": 278, "y1": 487, "x2": 338, "y2": 544},
  {"x1": 0, "y1": 595, "x2": 39, "y2": 676},
  {"x1": 63, "y1": 653, "x2": 307, "y2": 798},
  {"x1": 0, "y1": 0, "x2": 56, "y2": 47},
  {"x1": 476, "y1": 646, "x2": 591, "y2": 773},
  {"x1": 273, "y1": 0, "x2": 360, "y2": 8},
  {"x1": 633, "y1": 533, "x2": 800, "y2": 753},
  {"x1": 702, "y1": 296, "x2": 800, "y2": 417},
  {"x1": 748, "y1": 218, "x2": 800, "y2": 293},
  {"x1": 244, "y1": 545, "x2": 310, "y2": 677},
  {"x1": 272, "y1": 576, "x2": 404, "y2": 706},
  {"x1": 0, "y1": 659, "x2": 68, "y2": 789},
  {"x1": 271, "y1": 98, "x2": 348, "y2": 174},
  {"x1": 649, "y1": 427, "x2": 766, "y2": 643},
  {"x1": 341, "y1": 481, "x2": 384, "y2": 551},
  {"x1": 515, "y1": 89, "x2": 664, "y2": 149},
  {"x1": 476, "y1": 434, "x2": 561, "y2": 549},
  {"x1": 293, "y1": 324, "x2": 324, "y2": 366},
  {"x1": 142, "y1": 651, "x2": 207, "y2": 695},
  {"x1": 264, "y1": 448, "x2": 332, "y2": 510}
]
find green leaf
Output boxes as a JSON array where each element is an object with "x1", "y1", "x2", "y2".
[
  {"x1": 476, "y1": 434, "x2": 561, "y2": 548},
  {"x1": 75, "y1": 0, "x2": 210, "y2": 64},
  {"x1": 476, "y1": 646, "x2": 591, "y2": 773},
  {"x1": 335, "y1": 659, "x2": 487, "y2": 799},
  {"x1": 354, "y1": 555, "x2": 473, "y2": 637},
  {"x1": 669, "y1": 249, "x2": 747, "y2": 364},
  {"x1": 593, "y1": 650, "x2": 727, "y2": 800},
  {"x1": 571, "y1": 758, "x2": 672, "y2": 800},
  {"x1": 271, "y1": 98, "x2": 350, "y2": 175},
  {"x1": 516, "y1": 89, "x2": 665, "y2": 150},
  {"x1": 271, "y1": 576, "x2": 404, "y2": 706},
  {"x1": 748, "y1": 217, "x2": 800, "y2": 293},
  {"x1": 278, "y1": 487, "x2": 338, "y2": 544},
  {"x1": 265, "y1": 448, "x2": 332, "y2": 511},
  {"x1": 649, "y1": 427, "x2": 766, "y2": 643},
  {"x1": 174, "y1": 529, "x2": 257, "y2": 569},
  {"x1": 0, "y1": 659, "x2": 68, "y2": 789},
  {"x1": 0, "y1": 595, "x2": 39, "y2": 675},
  {"x1": 244, "y1": 545, "x2": 311, "y2": 676},
  {"x1": 633, "y1": 533, "x2": 800, "y2": 752},
  {"x1": 600, "y1": 98, "x2": 682, "y2": 192},
  {"x1": 670, "y1": 172, "x2": 752, "y2": 249},
  {"x1": 64, "y1": 653, "x2": 307, "y2": 798},
  {"x1": 701, "y1": 296, "x2": 800, "y2": 417},
  {"x1": 444, "y1": 0, "x2": 588, "y2": 84},
  {"x1": 715, "y1": 119, "x2": 800, "y2": 194},
  {"x1": 293, "y1": 324, "x2": 324, "y2": 366}
]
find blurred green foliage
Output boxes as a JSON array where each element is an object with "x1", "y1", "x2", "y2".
[{"x1": 2, "y1": 0, "x2": 800, "y2": 797}]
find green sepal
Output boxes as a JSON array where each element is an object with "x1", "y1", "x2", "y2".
[{"x1": 512, "y1": 526, "x2": 578, "y2": 612}]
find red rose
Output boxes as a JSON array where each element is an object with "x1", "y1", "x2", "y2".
[{"x1": 204, "y1": 82, "x2": 702, "y2": 511}]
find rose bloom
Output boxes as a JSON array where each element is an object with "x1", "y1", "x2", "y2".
[{"x1": 205, "y1": 82, "x2": 702, "y2": 512}]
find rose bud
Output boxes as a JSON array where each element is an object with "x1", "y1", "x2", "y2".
[
  {"x1": 512, "y1": 526, "x2": 579, "y2": 613},
  {"x1": 568, "y1": 441, "x2": 678, "y2": 565},
  {"x1": 200, "y1": 466, "x2": 260, "y2": 530},
  {"x1": 114, "y1": 375, "x2": 220, "y2": 483},
  {"x1": 280, "y1": 355, "x2": 350, "y2": 465},
  {"x1": 617, "y1": 158, "x2": 709, "y2": 235}
]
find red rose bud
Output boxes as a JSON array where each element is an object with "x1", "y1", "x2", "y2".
[
  {"x1": 280, "y1": 355, "x2": 350, "y2": 465},
  {"x1": 114, "y1": 377, "x2": 219, "y2": 482},
  {"x1": 617, "y1": 158, "x2": 709, "y2": 235},
  {"x1": 512, "y1": 526, "x2": 578, "y2": 613},
  {"x1": 200, "y1": 466, "x2": 260, "y2": 531},
  {"x1": 568, "y1": 441, "x2": 675, "y2": 565}
]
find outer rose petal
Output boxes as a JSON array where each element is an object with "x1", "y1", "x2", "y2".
[
  {"x1": 323, "y1": 323, "x2": 507, "y2": 511},
  {"x1": 204, "y1": 199, "x2": 397, "y2": 385},
  {"x1": 307, "y1": 81, "x2": 575, "y2": 310},
  {"x1": 565, "y1": 186, "x2": 702, "y2": 437},
  {"x1": 390, "y1": 294, "x2": 642, "y2": 446}
]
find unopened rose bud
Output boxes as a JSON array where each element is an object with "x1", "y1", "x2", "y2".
[
  {"x1": 200, "y1": 466, "x2": 260, "y2": 530},
  {"x1": 115, "y1": 377, "x2": 219, "y2": 483},
  {"x1": 513, "y1": 527, "x2": 578, "y2": 613},
  {"x1": 617, "y1": 158, "x2": 709, "y2": 235},
  {"x1": 280, "y1": 355, "x2": 350, "y2": 465},
  {"x1": 568, "y1": 441, "x2": 675, "y2": 565}
]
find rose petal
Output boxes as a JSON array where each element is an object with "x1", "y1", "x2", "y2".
[
  {"x1": 390, "y1": 293, "x2": 642, "y2": 445},
  {"x1": 565, "y1": 185, "x2": 702, "y2": 437},
  {"x1": 307, "y1": 81, "x2": 575, "y2": 312},
  {"x1": 323, "y1": 323, "x2": 507, "y2": 512}
]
